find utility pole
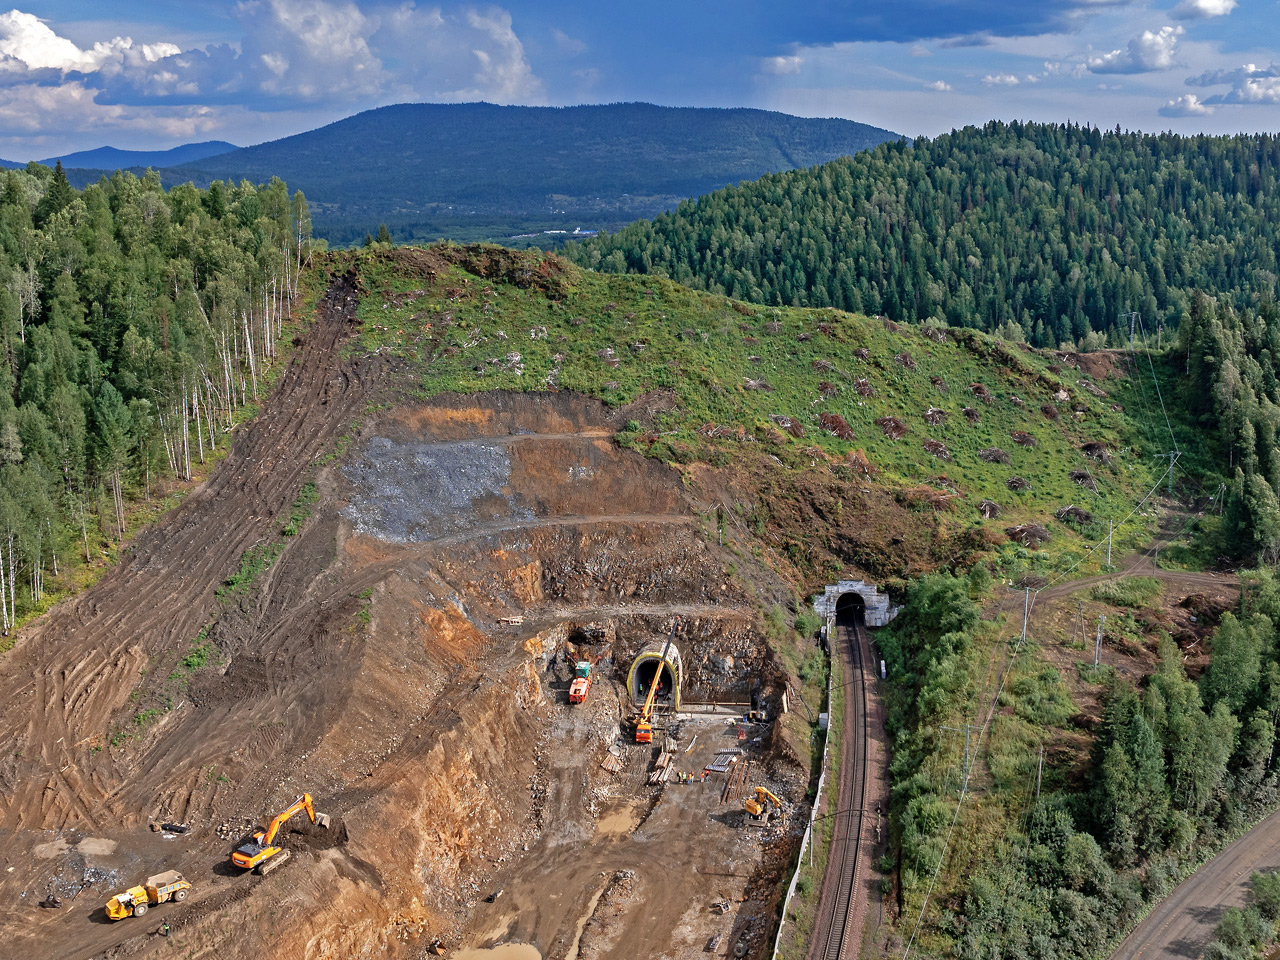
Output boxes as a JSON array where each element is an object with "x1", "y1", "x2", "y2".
[
  {"x1": 1021, "y1": 587, "x2": 1030, "y2": 646},
  {"x1": 1095, "y1": 615, "x2": 1106, "y2": 669},
  {"x1": 1036, "y1": 744, "x2": 1044, "y2": 799},
  {"x1": 1154, "y1": 452, "x2": 1179, "y2": 498},
  {"x1": 942, "y1": 723, "x2": 981, "y2": 786},
  {"x1": 1107, "y1": 519, "x2": 1113, "y2": 569}
]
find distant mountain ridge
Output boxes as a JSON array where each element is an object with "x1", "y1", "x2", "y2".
[
  {"x1": 0, "y1": 141, "x2": 238, "y2": 171},
  {"x1": 40, "y1": 141, "x2": 238, "y2": 170},
  {"x1": 155, "y1": 102, "x2": 899, "y2": 245}
]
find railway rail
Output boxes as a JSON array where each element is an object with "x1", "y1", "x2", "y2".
[{"x1": 811, "y1": 612, "x2": 871, "y2": 960}]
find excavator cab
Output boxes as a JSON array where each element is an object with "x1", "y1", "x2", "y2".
[
  {"x1": 569, "y1": 661, "x2": 592, "y2": 704},
  {"x1": 744, "y1": 787, "x2": 785, "y2": 827},
  {"x1": 231, "y1": 793, "x2": 330, "y2": 875}
]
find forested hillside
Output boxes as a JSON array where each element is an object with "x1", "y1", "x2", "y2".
[
  {"x1": 154, "y1": 102, "x2": 898, "y2": 245},
  {"x1": 1177, "y1": 291, "x2": 1280, "y2": 563},
  {"x1": 0, "y1": 161, "x2": 312, "y2": 634},
  {"x1": 571, "y1": 121, "x2": 1280, "y2": 345}
]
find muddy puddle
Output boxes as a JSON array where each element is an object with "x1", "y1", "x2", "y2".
[
  {"x1": 594, "y1": 799, "x2": 645, "y2": 838},
  {"x1": 452, "y1": 944, "x2": 542, "y2": 960}
]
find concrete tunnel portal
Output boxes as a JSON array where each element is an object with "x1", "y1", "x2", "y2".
[{"x1": 627, "y1": 641, "x2": 684, "y2": 710}]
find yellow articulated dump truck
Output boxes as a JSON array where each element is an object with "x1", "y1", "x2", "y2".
[{"x1": 105, "y1": 870, "x2": 191, "y2": 919}]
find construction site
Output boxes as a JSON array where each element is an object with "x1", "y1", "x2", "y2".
[{"x1": 0, "y1": 270, "x2": 819, "y2": 960}]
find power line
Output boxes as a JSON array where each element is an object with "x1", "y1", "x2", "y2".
[{"x1": 904, "y1": 323, "x2": 1207, "y2": 956}]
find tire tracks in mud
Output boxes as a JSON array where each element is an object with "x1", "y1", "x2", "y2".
[{"x1": 0, "y1": 273, "x2": 380, "y2": 832}]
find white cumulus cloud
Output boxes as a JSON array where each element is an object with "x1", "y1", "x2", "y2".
[
  {"x1": 1171, "y1": 0, "x2": 1237, "y2": 19},
  {"x1": 1186, "y1": 62, "x2": 1280, "y2": 108},
  {"x1": 925, "y1": 80, "x2": 951, "y2": 91},
  {"x1": 1209, "y1": 77, "x2": 1280, "y2": 105},
  {"x1": 1159, "y1": 93, "x2": 1214, "y2": 116},
  {"x1": 982, "y1": 73, "x2": 1020, "y2": 85},
  {"x1": 1088, "y1": 25, "x2": 1183, "y2": 74}
]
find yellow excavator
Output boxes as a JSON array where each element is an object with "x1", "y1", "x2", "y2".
[
  {"x1": 744, "y1": 787, "x2": 785, "y2": 828},
  {"x1": 231, "y1": 793, "x2": 330, "y2": 875},
  {"x1": 635, "y1": 618, "x2": 680, "y2": 744}
]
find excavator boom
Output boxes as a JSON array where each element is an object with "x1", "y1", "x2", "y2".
[{"x1": 262, "y1": 794, "x2": 314, "y2": 847}]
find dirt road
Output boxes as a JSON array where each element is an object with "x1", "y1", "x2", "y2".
[{"x1": 1112, "y1": 810, "x2": 1280, "y2": 960}]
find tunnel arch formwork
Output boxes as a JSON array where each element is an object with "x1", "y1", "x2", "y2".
[{"x1": 626, "y1": 643, "x2": 684, "y2": 710}]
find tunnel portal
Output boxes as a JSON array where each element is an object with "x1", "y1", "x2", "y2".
[{"x1": 627, "y1": 642, "x2": 684, "y2": 709}]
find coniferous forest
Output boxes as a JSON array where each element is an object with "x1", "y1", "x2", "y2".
[
  {"x1": 571, "y1": 121, "x2": 1280, "y2": 347},
  {"x1": 0, "y1": 161, "x2": 312, "y2": 633}
]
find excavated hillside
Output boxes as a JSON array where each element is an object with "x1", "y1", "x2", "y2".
[
  {"x1": 0, "y1": 245, "x2": 1168, "y2": 960},
  {"x1": 0, "y1": 266, "x2": 809, "y2": 960}
]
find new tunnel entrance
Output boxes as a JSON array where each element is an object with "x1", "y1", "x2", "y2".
[{"x1": 627, "y1": 641, "x2": 684, "y2": 710}]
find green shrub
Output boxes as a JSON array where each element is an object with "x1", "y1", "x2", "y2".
[{"x1": 1090, "y1": 577, "x2": 1162, "y2": 608}]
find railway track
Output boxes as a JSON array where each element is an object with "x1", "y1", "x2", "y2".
[{"x1": 812, "y1": 613, "x2": 871, "y2": 960}]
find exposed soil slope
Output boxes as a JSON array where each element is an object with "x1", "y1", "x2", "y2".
[{"x1": 0, "y1": 273, "x2": 804, "y2": 960}]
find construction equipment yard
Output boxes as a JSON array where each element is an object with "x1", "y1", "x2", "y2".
[{"x1": 0, "y1": 264, "x2": 813, "y2": 959}]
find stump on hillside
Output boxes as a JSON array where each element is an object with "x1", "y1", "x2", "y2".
[
  {"x1": 1006, "y1": 523, "x2": 1051, "y2": 547},
  {"x1": 1081, "y1": 442, "x2": 1112, "y2": 464},
  {"x1": 875, "y1": 416, "x2": 908, "y2": 440},
  {"x1": 923, "y1": 439, "x2": 952, "y2": 461},
  {"x1": 849, "y1": 449, "x2": 878, "y2": 478},
  {"x1": 819, "y1": 412, "x2": 855, "y2": 440},
  {"x1": 1057, "y1": 505, "x2": 1093, "y2": 525},
  {"x1": 923, "y1": 407, "x2": 948, "y2": 425},
  {"x1": 1070, "y1": 469, "x2": 1099, "y2": 492}
]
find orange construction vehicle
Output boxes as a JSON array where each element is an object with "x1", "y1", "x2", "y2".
[
  {"x1": 231, "y1": 793, "x2": 330, "y2": 875},
  {"x1": 569, "y1": 660, "x2": 593, "y2": 704},
  {"x1": 635, "y1": 618, "x2": 680, "y2": 744}
]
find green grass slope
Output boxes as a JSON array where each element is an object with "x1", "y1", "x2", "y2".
[{"x1": 350, "y1": 244, "x2": 1163, "y2": 586}]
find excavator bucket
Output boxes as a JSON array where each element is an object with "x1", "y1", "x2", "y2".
[{"x1": 315, "y1": 812, "x2": 331, "y2": 830}]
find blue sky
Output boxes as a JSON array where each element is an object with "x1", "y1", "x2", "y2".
[{"x1": 1, "y1": 1, "x2": 1277, "y2": 159}]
